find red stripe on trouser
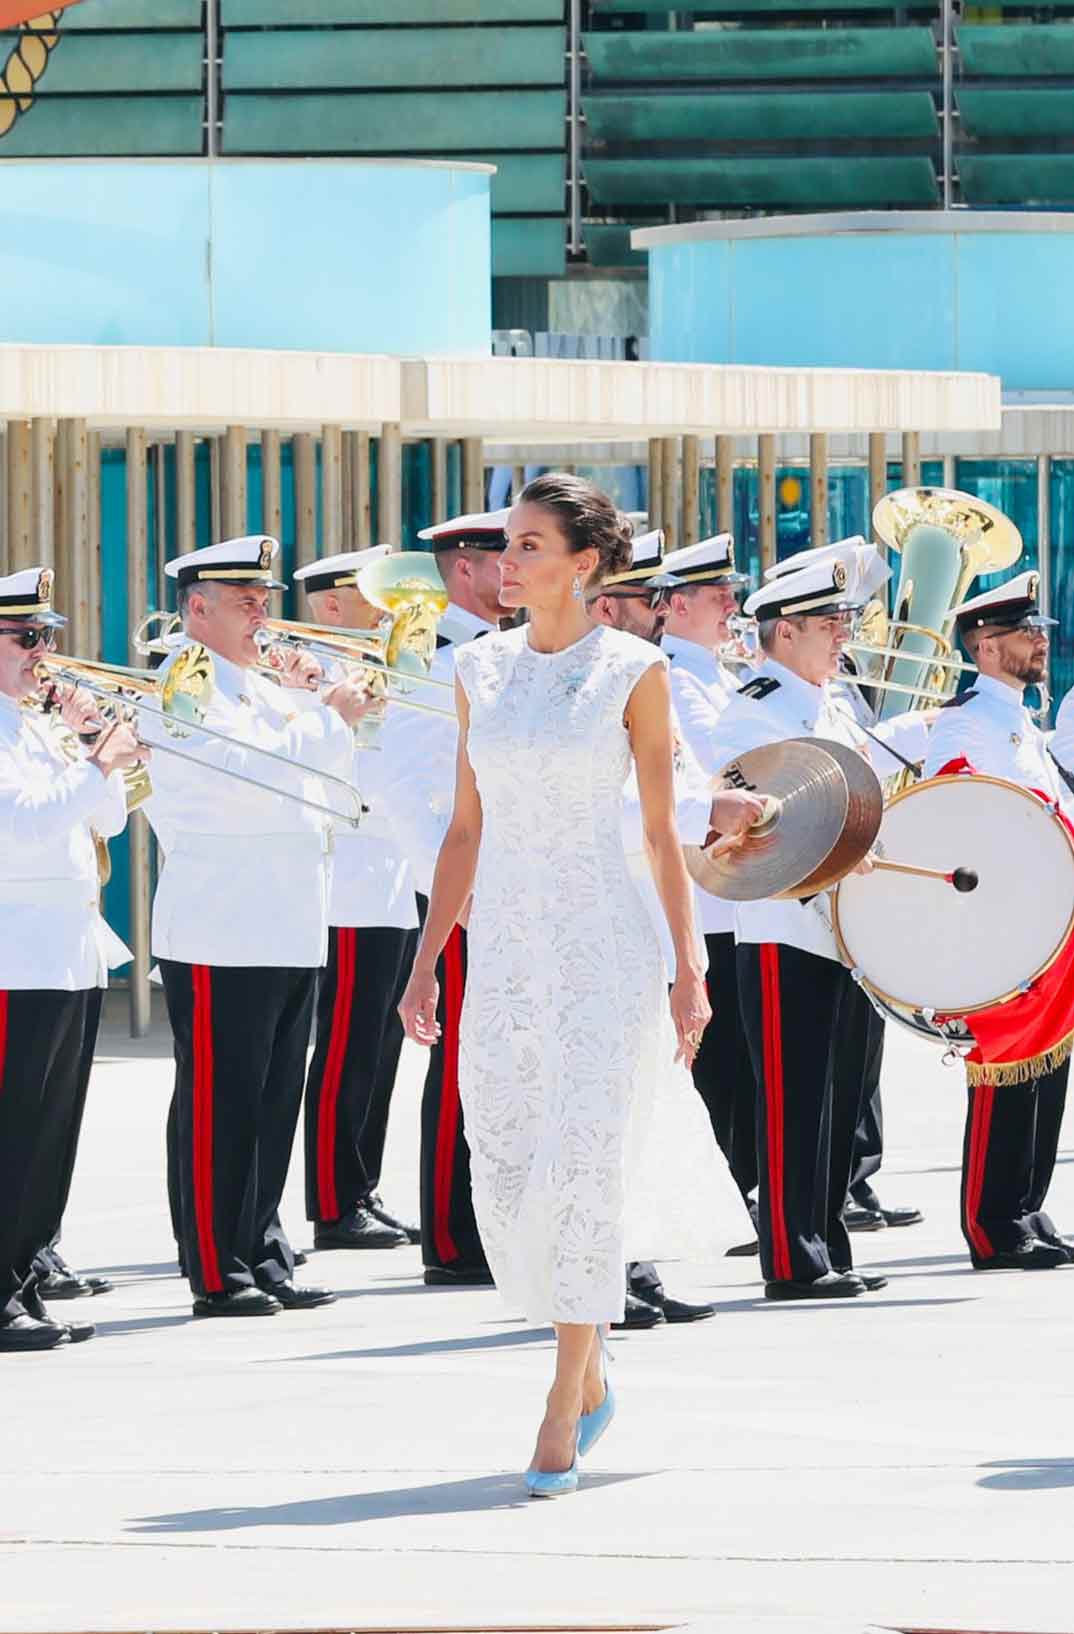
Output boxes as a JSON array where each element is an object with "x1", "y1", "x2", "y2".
[
  {"x1": 316, "y1": 927, "x2": 357, "y2": 1221},
  {"x1": 964, "y1": 1082, "x2": 996, "y2": 1259},
  {"x1": 433, "y1": 926, "x2": 465, "y2": 1264},
  {"x1": 192, "y1": 965, "x2": 223, "y2": 1294},
  {"x1": 759, "y1": 945, "x2": 792, "y2": 1282}
]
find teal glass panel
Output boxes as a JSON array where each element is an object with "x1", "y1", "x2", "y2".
[
  {"x1": 1049, "y1": 461, "x2": 1074, "y2": 709},
  {"x1": 953, "y1": 460, "x2": 1039, "y2": 589}
]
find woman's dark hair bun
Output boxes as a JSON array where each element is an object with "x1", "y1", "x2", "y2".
[{"x1": 518, "y1": 472, "x2": 633, "y2": 583}]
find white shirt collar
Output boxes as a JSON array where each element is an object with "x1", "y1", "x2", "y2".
[
  {"x1": 757, "y1": 656, "x2": 826, "y2": 725},
  {"x1": 439, "y1": 603, "x2": 495, "y2": 645},
  {"x1": 975, "y1": 672, "x2": 1028, "y2": 715},
  {"x1": 662, "y1": 632, "x2": 716, "y2": 667}
]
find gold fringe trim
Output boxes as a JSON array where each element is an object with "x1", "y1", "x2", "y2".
[
  {"x1": 965, "y1": 1030, "x2": 1074, "y2": 1087},
  {"x1": 0, "y1": 14, "x2": 61, "y2": 140}
]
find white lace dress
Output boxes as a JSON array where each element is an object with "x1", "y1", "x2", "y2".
[{"x1": 454, "y1": 623, "x2": 672, "y2": 1325}]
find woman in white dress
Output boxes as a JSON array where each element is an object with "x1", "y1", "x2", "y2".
[{"x1": 399, "y1": 475, "x2": 756, "y2": 1494}]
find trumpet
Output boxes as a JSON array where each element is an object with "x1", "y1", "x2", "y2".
[{"x1": 36, "y1": 650, "x2": 364, "y2": 829}]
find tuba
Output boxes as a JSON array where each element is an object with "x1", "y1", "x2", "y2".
[{"x1": 848, "y1": 486, "x2": 1023, "y2": 719}]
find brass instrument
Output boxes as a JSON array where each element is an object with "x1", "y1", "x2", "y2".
[
  {"x1": 36, "y1": 649, "x2": 364, "y2": 829},
  {"x1": 847, "y1": 486, "x2": 1023, "y2": 716}
]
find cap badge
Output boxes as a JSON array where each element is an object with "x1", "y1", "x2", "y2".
[
  {"x1": 727, "y1": 541, "x2": 736, "y2": 570},
  {"x1": 1028, "y1": 571, "x2": 1040, "y2": 600},
  {"x1": 259, "y1": 539, "x2": 274, "y2": 570},
  {"x1": 832, "y1": 561, "x2": 848, "y2": 591},
  {"x1": 37, "y1": 567, "x2": 54, "y2": 604}
]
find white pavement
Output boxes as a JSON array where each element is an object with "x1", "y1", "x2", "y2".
[{"x1": 4, "y1": 991, "x2": 1074, "y2": 1634}]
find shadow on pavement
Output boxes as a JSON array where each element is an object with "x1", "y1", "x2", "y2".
[
  {"x1": 277, "y1": 1327, "x2": 552, "y2": 1363},
  {"x1": 709, "y1": 1296, "x2": 975, "y2": 1313},
  {"x1": 128, "y1": 1469, "x2": 644, "y2": 1531},
  {"x1": 93, "y1": 1314, "x2": 192, "y2": 1337},
  {"x1": 977, "y1": 1457, "x2": 1074, "y2": 1491}
]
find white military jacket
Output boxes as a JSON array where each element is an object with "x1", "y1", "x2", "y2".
[
  {"x1": 1047, "y1": 685, "x2": 1074, "y2": 795},
  {"x1": 708, "y1": 657, "x2": 931, "y2": 961},
  {"x1": 0, "y1": 694, "x2": 130, "y2": 989},
  {"x1": 141, "y1": 643, "x2": 353, "y2": 968},
  {"x1": 328, "y1": 742, "x2": 418, "y2": 932},
  {"x1": 924, "y1": 673, "x2": 1073, "y2": 815},
  {"x1": 662, "y1": 632, "x2": 744, "y2": 938}
]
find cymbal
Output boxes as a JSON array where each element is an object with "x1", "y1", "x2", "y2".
[
  {"x1": 683, "y1": 740, "x2": 844, "y2": 902},
  {"x1": 790, "y1": 738, "x2": 883, "y2": 896}
]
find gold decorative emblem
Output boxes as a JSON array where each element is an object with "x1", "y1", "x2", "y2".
[
  {"x1": 36, "y1": 565, "x2": 53, "y2": 605},
  {"x1": 259, "y1": 538, "x2": 274, "y2": 570},
  {"x1": 0, "y1": 13, "x2": 63, "y2": 141},
  {"x1": 1010, "y1": 732, "x2": 1023, "y2": 746},
  {"x1": 833, "y1": 561, "x2": 849, "y2": 591},
  {"x1": 1028, "y1": 572, "x2": 1040, "y2": 600},
  {"x1": 727, "y1": 540, "x2": 736, "y2": 569}
]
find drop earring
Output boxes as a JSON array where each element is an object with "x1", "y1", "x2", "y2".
[{"x1": 571, "y1": 574, "x2": 583, "y2": 600}]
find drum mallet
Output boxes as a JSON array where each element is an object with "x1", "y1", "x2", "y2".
[{"x1": 871, "y1": 859, "x2": 979, "y2": 892}]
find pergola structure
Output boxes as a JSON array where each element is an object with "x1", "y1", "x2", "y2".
[{"x1": 0, "y1": 341, "x2": 1000, "y2": 1031}]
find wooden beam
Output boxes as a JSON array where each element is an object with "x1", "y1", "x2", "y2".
[
  {"x1": 647, "y1": 438, "x2": 663, "y2": 531},
  {"x1": 6, "y1": 419, "x2": 31, "y2": 571},
  {"x1": 714, "y1": 434, "x2": 734, "y2": 537},
  {"x1": 221, "y1": 424, "x2": 247, "y2": 540},
  {"x1": 378, "y1": 422, "x2": 403, "y2": 546},
  {"x1": 292, "y1": 433, "x2": 317, "y2": 571},
  {"x1": 681, "y1": 434, "x2": 700, "y2": 547},
  {"x1": 461, "y1": 436, "x2": 484, "y2": 518},
  {"x1": 125, "y1": 426, "x2": 151, "y2": 1040},
  {"x1": 30, "y1": 418, "x2": 54, "y2": 570},
  {"x1": 867, "y1": 433, "x2": 887, "y2": 543},
  {"x1": 351, "y1": 430, "x2": 372, "y2": 546},
  {"x1": 758, "y1": 435, "x2": 777, "y2": 574},
  {"x1": 175, "y1": 431, "x2": 197, "y2": 559},
  {"x1": 809, "y1": 433, "x2": 829, "y2": 548},
  {"x1": 260, "y1": 429, "x2": 283, "y2": 613},
  {"x1": 321, "y1": 425, "x2": 343, "y2": 554},
  {"x1": 87, "y1": 430, "x2": 101, "y2": 660},
  {"x1": 901, "y1": 430, "x2": 921, "y2": 489},
  {"x1": 61, "y1": 418, "x2": 90, "y2": 656},
  {"x1": 208, "y1": 435, "x2": 222, "y2": 544},
  {"x1": 660, "y1": 436, "x2": 678, "y2": 551}
]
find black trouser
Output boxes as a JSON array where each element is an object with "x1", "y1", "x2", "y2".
[
  {"x1": 960, "y1": 1057, "x2": 1070, "y2": 1259},
  {"x1": 692, "y1": 931, "x2": 757, "y2": 1213},
  {"x1": 160, "y1": 960, "x2": 315, "y2": 1298},
  {"x1": 304, "y1": 924, "x2": 416, "y2": 1223},
  {"x1": 0, "y1": 988, "x2": 101, "y2": 1323},
  {"x1": 737, "y1": 944, "x2": 873, "y2": 1285},
  {"x1": 415, "y1": 899, "x2": 486, "y2": 1273}
]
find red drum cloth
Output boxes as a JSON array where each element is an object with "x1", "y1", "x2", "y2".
[
  {"x1": 935, "y1": 757, "x2": 1074, "y2": 1085},
  {"x1": 0, "y1": 3, "x2": 83, "y2": 24}
]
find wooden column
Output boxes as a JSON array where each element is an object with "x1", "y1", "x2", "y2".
[
  {"x1": 208, "y1": 436, "x2": 222, "y2": 543},
  {"x1": 461, "y1": 436, "x2": 484, "y2": 517},
  {"x1": 378, "y1": 422, "x2": 403, "y2": 546},
  {"x1": 867, "y1": 433, "x2": 887, "y2": 540},
  {"x1": 30, "y1": 418, "x2": 54, "y2": 570},
  {"x1": 260, "y1": 430, "x2": 283, "y2": 613},
  {"x1": 714, "y1": 435, "x2": 734, "y2": 537},
  {"x1": 221, "y1": 425, "x2": 247, "y2": 539},
  {"x1": 647, "y1": 438, "x2": 664, "y2": 530},
  {"x1": 87, "y1": 431, "x2": 101, "y2": 659},
  {"x1": 6, "y1": 419, "x2": 31, "y2": 571},
  {"x1": 321, "y1": 425, "x2": 343, "y2": 554},
  {"x1": 809, "y1": 433, "x2": 829, "y2": 548},
  {"x1": 758, "y1": 435, "x2": 777, "y2": 573},
  {"x1": 660, "y1": 436, "x2": 678, "y2": 550},
  {"x1": 901, "y1": 430, "x2": 921, "y2": 488},
  {"x1": 60, "y1": 419, "x2": 90, "y2": 656},
  {"x1": 681, "y1": 434, "x2": 700, "y2": 546},
  {"x1": 347, "y1": 431, "x2": 372, "y2": 546},
  {"x1": 430, "y1": 436, "x2": 448, "y2": 529},
  {"x1": 292, "y1": 433, "x2": 317, "y2": 570},
  {"x1": 126, "y1": 427, "x2": 151, "y2": 1040},
  {"x1": 175, "y1": 432, "x2": 197, "y2": 559}
]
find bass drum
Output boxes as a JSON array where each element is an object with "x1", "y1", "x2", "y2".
[{"x1": 832, "y1": 775, "x2": 1074, "y2": 1038}]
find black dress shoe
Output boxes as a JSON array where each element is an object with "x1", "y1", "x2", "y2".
[
  {"x1": 423, "y1": 1264, "x2": 495, "y2": 1287},
  {"x1": 844, "y1": 1207, "x2": 886, "y2": 1232},
  {"x1": 314, "y1": 1205, "x2": 408, "y2": 1251},
  {"x1": 765, "y1": 1272, "x2": 865, "y2": 1301},
  {"x1": 857, "y1": 1273, "x2": 889, "y2": 1292},
  {"x1": 880, "y1": 1207, "x2": 924, "y2": 1229},
  {"x1": 643, "y1": 1290, "x2": 717, "y2": 1323},
  {"x1": 366, "y1": 1193, "x2": 421, "y2": 1245},
  {"x1": 40, "y1": 1248, "x2": 112, "y2": 1296},
  {"x1": 971, "y1": 1241, "x2": 1068, "y2": 1271},
  {"x1": 611, "y1": 1291, "x2": 666, "y2": 1330},
  {"x1": 0, "y1": 1313, "x2": 71, "y2": 1351},
  {"x1": 725, "y1": 1238, "x2": 760, "y2": 1257},
  {"x1": 35, "y1": 1269, "x2": 96, "y2": 1300},
  {"x1": 264, "y1": 1280, "x2": 337, "y2": 1310},
  {"x1": 293, "y1": 1250, "x2": 308, "y2": 1268},
  {"x1": 24, "y1": 1286, "x2": 95, "y2": 1342},
  {"x1": 192, "y1": 1287, "x2": 282, "y2": 1318}
]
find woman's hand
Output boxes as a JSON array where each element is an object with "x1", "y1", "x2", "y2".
[
  {"x1": 669, "y1": 966, "x2": 711, "y2": 1068},
  {"x1": 398, "y1": 963, "x2": 442, "y2": 1047}
]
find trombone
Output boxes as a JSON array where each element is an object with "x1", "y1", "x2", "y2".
[{"x1": 36, "y1": 649, "x2": 364, "y2": 829}]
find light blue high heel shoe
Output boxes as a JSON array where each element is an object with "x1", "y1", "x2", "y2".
[
  {"x1": 578, "y1": 1335, "x2": 615, "y2": 1458},
  {"x1": 525, "y1": 1456, "x2": 579, "y2": 1499}
]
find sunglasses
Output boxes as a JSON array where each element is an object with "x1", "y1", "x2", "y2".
[
  {"x1": 0, "y1": 626, "x2": 56, "y2": 651},
  {"x1": 598, "y1": 588, "x2": 671, "y2": 610}
]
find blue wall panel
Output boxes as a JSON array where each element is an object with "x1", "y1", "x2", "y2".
[
  {"x1": 0, "y1": 158, "x2": 491, "y2": 354},
  {"x1": 645, "y1": 220, "x2": 1074, "y2": 387}
]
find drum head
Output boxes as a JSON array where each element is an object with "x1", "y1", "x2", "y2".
[{"x1": 833, "y1": 775, "x2": 1074, "y2": 1015}]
